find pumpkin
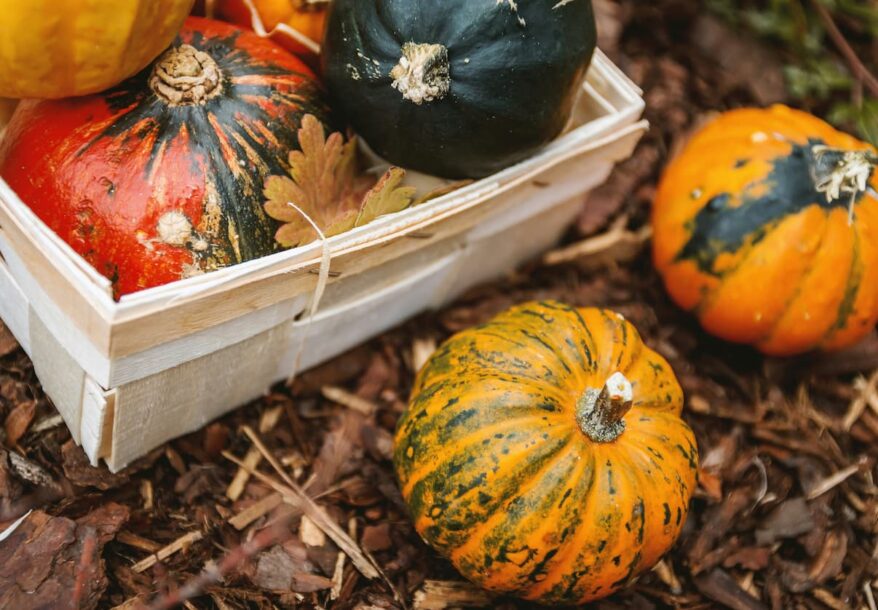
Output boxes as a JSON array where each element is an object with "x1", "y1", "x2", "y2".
[
  {"x1": 321, "y1": 0, "x2": 597, "y2": 179},
  {"x1": 0, "y1": 0, "x2": 195, "y2": 99},
  {"x1": 215, "y1": 0, "x2": 329, "y2": 60},
  {"x1": 0, "y1": 17, "x2": 331, "y2": 298},
  {"x1": 0, "y1": 99, "x2": 15, "y2": 132},
  {"x1": 653, "y1": 105, "x2": 878, "y2": 356},
  {"x1": 394, "y1": 301, "x2": 698, "y2": 605}
]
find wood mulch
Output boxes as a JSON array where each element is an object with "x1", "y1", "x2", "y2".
[{"x1": 1, "y1": 2, "x2": 877, "y2": 609}]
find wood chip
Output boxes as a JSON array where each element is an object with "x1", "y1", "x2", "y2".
[
  {"x1": 299, "y1": 514, "x2": 326, "y2": 547},
  {"x1": 755, "y1": 498, "x2": 815, "y2": 545},
  {"x1": 865, "y1": 582, "x2": 877, "y2": 610},
  {"x1": 140, "y1": 479, "x2": 153, "y2": 511},
  {"x1": 132, "y1": 530, "x2": 203, "y2": 573},
  {"x1": 413, "y1": 580, "x2": 494, "y2": 610},
  {"x1": 807, "y1": 461, "x2": 863, "y2": 500},
  {"x1": 411, "y1": 337, "x2": 437, "y2": 372},
  {"x1": 223, "y1": 426, "x2": 380, "y2": 580},
  {"x1": 226, "y1": 406, "x2": 285, "y2": 501},
  {"x1": 653, "y1": 559, "x2": 683, "y2": 594},
  {"x1": 116, "y1": 531, "x2": 162, "y2": 553},
  {"x1": 229, "y1": 492, "x2": 283, "y2": 531},
  {"x1": 330, "y1": 551, "x2": 346, "y2": 600},
  {"x1": 30, "y1": 414, "x2": 64, "y2": 434},
  {"x1": 543, "y1": 220, "x2": 651, "y2": 267},
  {"x1": 111, "y1": 597, "x2": 145, "y2": 610},
  {"x1": 164, "y1": 446, "x2": 187, "y2": 476},
  {"x1": 812, "y1": 587, "x2": 848, "y2": 610},
  {"x1": 694, "y1": 569, "x2": 768, "y2": 610},
  {"x1": 8, "y1": 451, "x2": 57, "y2": 489},
  {"x1": 321, "y1": 385, "x2": 377, "y2": 416},
  {"x1": 844, "y1": 371, "x2": 878, "y2": 430}
]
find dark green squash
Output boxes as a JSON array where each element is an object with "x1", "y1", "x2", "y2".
[{"x1": 321, "y1": 0, "x2": 597, "y2": 179}]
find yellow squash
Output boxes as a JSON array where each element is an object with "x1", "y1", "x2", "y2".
[{"x1": 0, "y1": 0, "x2": 195, "y2": 99}]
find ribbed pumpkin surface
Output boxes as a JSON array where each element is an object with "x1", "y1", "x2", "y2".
[
  {"x1": 394, "y1": 301, "x2": 698, "y2": 604},
  {"x1": 653, "y1": 105, "x2": 878, "y2": 356}
]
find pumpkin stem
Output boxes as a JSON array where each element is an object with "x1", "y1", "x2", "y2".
[
  {"x1": 150, "y1": 44, "x2": 223, "y2": 106},
  {"x1": 390, "y1": 42, "x2": 451, "y2": 105},
  {"x1": 811, "y1": 145, "x2": 878, "y2": 222},
  {"x1": 576, "y1": 372, "x2": 633, "y2": 443}
]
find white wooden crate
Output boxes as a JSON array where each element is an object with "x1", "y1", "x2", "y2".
[{"x1": 0, "y1": 51, "x2": 647, "y2": 471}]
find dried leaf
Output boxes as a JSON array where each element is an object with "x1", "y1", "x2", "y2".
[
  {"x1": 355, "y1": 167, "x2": 416, "y2": 228},
  {"x1": 4, "y1": 400, "x2": 35, "y2": 446},
  {"x1": 264, "y1": 115, "x2": 414, "y2": 247}
]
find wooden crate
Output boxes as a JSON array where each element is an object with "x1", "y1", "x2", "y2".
[{"x1": 0, "y1": 51, "x2": 647, "y2": 471}]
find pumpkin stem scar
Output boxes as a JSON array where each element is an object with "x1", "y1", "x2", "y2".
[
  {"x1": 149, "y1": 44, "x2": 223, "y2": 106},
  {"x1": 390, "y1": 42, "x2": 451, "y2": 105},
  {"x1": 576, "y1": 372, "x2": 633, "y2": 443},
  {"x1": 812, "y1": 145, "x2": 878, "y2": 223}
]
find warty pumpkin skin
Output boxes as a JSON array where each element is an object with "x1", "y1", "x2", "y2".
[
  {"x1": 653, "y1": 105, "x2": 878, "y2": 356},
  {"x1": 394, "y1": 301, "x2": 698, "y2": 605},
  {"x1": 321, "y1": 0, "x2": 597, "y2": 179},
  {"x1": 0, "y1": 0, "x2": 195, "y2": 99},
  {"x1": 0, "y1": 17, "x2": 332, "y2": 298}
]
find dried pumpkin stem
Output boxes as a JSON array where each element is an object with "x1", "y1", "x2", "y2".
[
  {"x1": 150, "y1": 44, "x2": 223, "y2": 106},
  {"x1": 576, "y1": 372, "x2": 633, "y2": 443},
  {"x1": 811, "y1": 145, "x2": 878, "y2": 211},
  {"x1": 390, "y1": 42, "x2": 451, "y2": 105}
]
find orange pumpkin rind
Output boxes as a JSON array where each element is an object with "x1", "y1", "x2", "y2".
[{"x1": 653, "y1": 105, "x2": 878, "y2": 356}]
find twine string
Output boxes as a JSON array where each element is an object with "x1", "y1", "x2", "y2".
[{"x1": 285, "y1": 202, "x2": 332, "y2": 384}]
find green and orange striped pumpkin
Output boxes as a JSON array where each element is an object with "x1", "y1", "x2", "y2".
[{"x1": 393, "y1": 301, "x2": 698, "y2": 605}]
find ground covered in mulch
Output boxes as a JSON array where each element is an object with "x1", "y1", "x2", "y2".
[{"x1": 2, "y1": 2, "x2": 878, "y2": 609}]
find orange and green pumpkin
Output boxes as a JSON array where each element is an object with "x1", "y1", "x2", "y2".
[
  {"x1": 653, "y1": 105, "x2": 878, "y2": 356},
  {"x1": 393, "y1": 301, "x2": 698, "y2": 605}
]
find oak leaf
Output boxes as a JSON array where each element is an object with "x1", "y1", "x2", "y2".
[{"x1": 264, "y1": 115, "x2": 416, "y2": 247}]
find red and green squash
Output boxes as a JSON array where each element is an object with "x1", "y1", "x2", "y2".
[
  {"x1": 653, "y1": 105, "x2": 878, "y2": 356},
  {"x1": 0, "y1": 17, "x2": 332, "y2": 298},
  {"x1": 394, "y1": 301, "x2": 698, "y2": 605}
]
